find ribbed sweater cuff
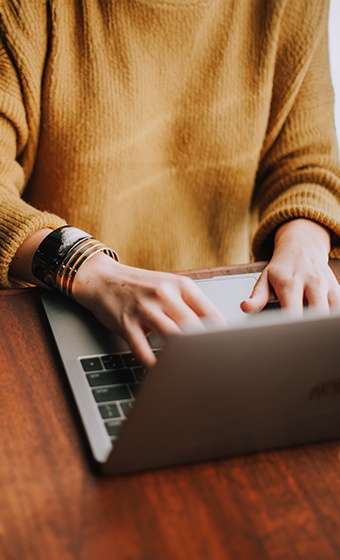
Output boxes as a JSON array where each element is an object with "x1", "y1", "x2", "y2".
[
  {"x1": 252, "y1": 184, "x2": 340, "y2": 260},
  {"x1": 0, "y1": 197, "x2": 66, "y2": 289}
]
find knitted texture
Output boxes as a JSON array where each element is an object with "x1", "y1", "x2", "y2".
[{"x1": 0, "y1": 0, "x2": 339, "y2": 288}]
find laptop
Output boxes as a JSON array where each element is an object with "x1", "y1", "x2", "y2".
[{"x1": 41, "y1": 272, "x2": 340, "y2": 475}]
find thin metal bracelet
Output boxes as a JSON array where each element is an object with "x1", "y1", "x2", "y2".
[
  {"x1": 56, "y1": 238, "x2": 104, "y2": 294},
  {"x1": 55, "y1": 238, "x2": 119, "y2": 299},
  {"x1": 65, "y1": 246, "x2": 117, "y2": 299}
]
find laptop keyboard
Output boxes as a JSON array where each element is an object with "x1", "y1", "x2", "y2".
[
  {"x1": 80, "y1": 351, "x2": 159, "y2": 441},
  {"x1": 78, "y1": 306, "x2": 282, "y2": 442}
]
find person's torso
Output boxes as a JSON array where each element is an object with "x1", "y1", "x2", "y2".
[{"x1": 25, "y1": 0, "x2": 281, "y2": 269}]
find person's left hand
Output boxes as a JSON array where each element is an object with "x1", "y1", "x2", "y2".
[{"x1": 240, "y1": 218, "x2": 340, "y2": 315}]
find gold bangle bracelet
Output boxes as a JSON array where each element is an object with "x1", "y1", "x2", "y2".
[
  {"x1": 64, "y1": 242, "x2": 111, "y2": 298},
  {"x1": 55, "y1": 238, "x2": 119, "y2": 299},
  {"x1": 56, "y1": 239, "x2": 103, "y2": 294}
]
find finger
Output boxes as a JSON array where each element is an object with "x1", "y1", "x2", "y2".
[
  {"x1": 122, "y1": 323, "x2": 158, "y2": 369},
  {"x1": 275, "y1": 283, "x2": 304, "y2": 315},
  {"x1": 141, "y1": 298, "x2": 208, "y2": 338},
  {"x1": 126, "y1": 302, "x2": 205, "y2": 368},
  {"x1": 142, "y1": 303, "x2": 185, "y2": 336},
  {"x1": 304, "y1": 282, "x2": 331, "y2": 313},
  {"x1": 179, "y1": 278, "x2": 226, "y2": 324},
  {"x1": 257, "y1": 267, "x2": 305, "y2": 315},
  {"x1": 328, "y1": 285, "x2": 340, "y2": 309},
  {"x1": 325, "y1": 270, "x2": 340, "y2": 308},
  {"x1": 240, "y1": 270, "x2": 273, "y2": 313}
]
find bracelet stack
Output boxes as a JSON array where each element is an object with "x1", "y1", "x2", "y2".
[{"x1": 32, "y1": 226, "x2": 119, "y2": 298}]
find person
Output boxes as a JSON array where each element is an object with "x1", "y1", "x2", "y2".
[{"x1": 0, "y1": 0, "x2": 340, "y2": 367}]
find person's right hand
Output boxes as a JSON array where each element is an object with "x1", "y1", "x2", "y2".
[{"x1": 72, "y1": 253, "x2": 226, "y2": 368}]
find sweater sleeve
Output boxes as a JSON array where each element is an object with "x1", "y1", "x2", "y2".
[
  {"x1": 251, "y1": 0, "x2": 340, "y2": 261},
  {"x1": 0, "y1": 5, "x2": 65, "y2": 289}
]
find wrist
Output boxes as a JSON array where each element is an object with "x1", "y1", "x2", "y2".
[
  {"x1": 72, "y1": 250, "x2": 121, "y2": 303},
  {"x1": 31, "y1": 226, "x2": 119, "y2": 297},
  {"x1": 274, "y1": 219, "x2": 331, "y2": 254}
]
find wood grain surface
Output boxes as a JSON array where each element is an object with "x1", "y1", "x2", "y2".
[{"x1": 0, "y1": 261, "x2": 340, "y2": 560}]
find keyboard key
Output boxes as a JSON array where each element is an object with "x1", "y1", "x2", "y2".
[
  {"x1": 86, "y1": 369, "x2": 135, "y2": 387},
  {"x1": 102, "y1": 354, "x2": 124, "y2": 370},
  {"x1": 122, "y1": 353, "x2": 140, "y2": 367},
  {"x1": 129, "y1": 383, "x2": 141, "y2": 398},
  {"x1": 133, "y1": 366, "x2": 146, "y2": 382},
  {"x1": 98, "y1": 403, "x2": 121, "y2": 419},
  {"x1": 120, "y1": 401, "x2": 133, "y2": 417},
  {"x1": 93, "y1": 385, "x2": 131, "y2": 403},
  {"x1": 80, "y1": 357, "x2": 103, "y2": 372},
  {"x1": 105, "y1": 420, "x2": 122, "y2": 437}
]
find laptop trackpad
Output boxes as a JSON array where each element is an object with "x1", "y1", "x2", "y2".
[{"x1": 195, "y1": 273, "x2": 259, "y2": 325}]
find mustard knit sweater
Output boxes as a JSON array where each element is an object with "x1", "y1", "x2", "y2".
[{"x1": 0, "y1": 0, "x2": 340, "y2": 288}]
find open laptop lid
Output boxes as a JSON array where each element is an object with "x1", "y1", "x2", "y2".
[{"x1": 104, "y1": 309, "x2": 340, "y2": 474}]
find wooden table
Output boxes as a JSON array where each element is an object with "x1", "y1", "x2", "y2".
[{"x1": 1, "y1": 262, "x2": 340, "y2": 560}]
